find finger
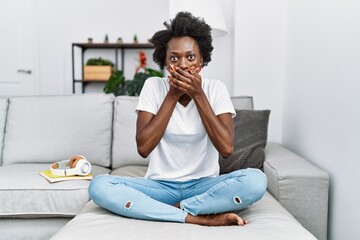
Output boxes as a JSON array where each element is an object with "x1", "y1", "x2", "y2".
[
  {"x1": 189, "y1": 66, "x2": 202, "y2": 81},
  {"x1": 169, "y1": 67, "x2": 200, "y2": 90},
  {"x1": 169, "y1": 80, "x2": 187, "y2": 93},
  {"x1": 174, "y1": 67, "x2": 194, "y2": 80},
  {"x1": 189, "y1": 66, "x2": 198, "y2": 75},
  {"x1": 171, "y1": 71, "x2": 194, "y2": 86},
  {"x1": 168, "y1": 68, "x2": 190, "y2": 82},
  {"x1": 171, "y1": 77, "x2": 190, "y2": 91}
]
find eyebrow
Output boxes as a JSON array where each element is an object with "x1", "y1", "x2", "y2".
[{"x1": 169, "y1": 50, "x2": 195, "y2": 55}]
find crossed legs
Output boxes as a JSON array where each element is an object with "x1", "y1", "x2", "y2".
[{"x1": 89, "y1": 168, "x2": 267, "y2": 226}]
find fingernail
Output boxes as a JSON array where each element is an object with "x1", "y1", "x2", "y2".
[
  {"x1": 170, "y1": 64, "x2": 176, "y2": 70},
  {"x1": 198, "y1": 66, "x2": 202, "y2": 72}
]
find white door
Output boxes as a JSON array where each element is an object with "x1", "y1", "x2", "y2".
[{"x1": 0, "y1": 0, "x2": 39, "y2": 97}]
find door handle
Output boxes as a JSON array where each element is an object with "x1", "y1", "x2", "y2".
[{"x1": 17, "y1": 69, "x2": 32, "y2": 74}]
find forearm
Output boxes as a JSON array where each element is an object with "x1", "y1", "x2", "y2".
[
  {"x1": 136, "y1": 92, "x2": 179, "y2": 158},
  {"x1": 193, "y1": 92, "x2": 234, "y2": 158}
]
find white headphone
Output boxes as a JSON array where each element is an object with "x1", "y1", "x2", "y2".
[{"x1": 50, "y1": 155, "x2": 91, "y2": 176}]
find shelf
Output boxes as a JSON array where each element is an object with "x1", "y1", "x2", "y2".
[
  {"x1": 72, "y1": 43, "x2": 154, "y2": 50},
  {"x1": 74, "y1": 79, "x2": 108, "y2": 83},
  {"x1": 72, "y1": 42, "x2": 156, "y2": 94}
]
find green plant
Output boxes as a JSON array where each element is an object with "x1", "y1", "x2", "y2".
[
  {"x1": 104, "y1": 68, "x2": 163, "y2": 96},
  {"x1": 103, "y1": 70, "x2": 124, "y2": 94},
  {"x1": 86, "y1": 58, "x2": 114, "y2": 66}
]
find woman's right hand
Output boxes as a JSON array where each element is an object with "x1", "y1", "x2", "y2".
[{"x1": 167, "y1": 70, "x2": 185, "y2": 100}]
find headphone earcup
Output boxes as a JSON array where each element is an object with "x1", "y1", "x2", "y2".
[
  {"x1": 69, "y1": 155, "x2": 85, "y2": 168},
  {"x1": 76, "y1": 159, "x2": 91, "y2": 175}
]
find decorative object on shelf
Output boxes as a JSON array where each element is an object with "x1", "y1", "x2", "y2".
[
  {"x1": 117, "y1": 37, "x2": 123, "y2": 44},
  {"x1": 87, "y1": 38, "x2": 93, "y2": 44},
  {"x1": 133, "y1": 34, "x2": 138, "y2": 44},
  {"x1": 104, "y1": 34, "x2": 109, "y2": 44},
  {"x1": 84, "y1": 57, "x2": 114, "y2": 81},
  {"x1": 104, "y1": 51, "x2": 163, "y2": 96},
  {"x1": 135, "y1": 51, "x2": 147, "y2": 73}
]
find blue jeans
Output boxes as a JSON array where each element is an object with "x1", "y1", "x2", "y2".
[{"x1": 89, "y1": 168, "x2": 267, "y2": 223}]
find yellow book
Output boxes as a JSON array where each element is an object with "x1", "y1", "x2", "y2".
[{"x1": 40, "y1": 170, "x2": 93, "y2": 183}]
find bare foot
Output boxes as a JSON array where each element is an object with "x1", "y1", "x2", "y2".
[{"x1": 185, "y1": 213, "x2": 248, "y2": 226}]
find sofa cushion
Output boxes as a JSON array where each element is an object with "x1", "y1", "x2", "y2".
[
  {"x1": 112, "y1": 96, "x2": 149, "y2": 168},
  {"x1": 2, "y1": 94, "x2": 114, "y2": 167},
  {"x1": 230, "y1": 96, "x2": 253, "y2": 110},
  {"x1": 219, "y1": 110, "x2": 270, "y2": 174},
  {"x1": 50, "y1": 192, "x2": 316, "y2": 240},
  {"x1": 0, "y1": 98, "x2": 8, "y2": 166},
  {"x1": 110, "y1": 165, "x2": 148, "y2": 177},
  {"x1": 0, "y1": 164, "x2": 110, "y2": 217},
  {"x1": 0, "y1": 218, "x2": 71, "y2": 240}
]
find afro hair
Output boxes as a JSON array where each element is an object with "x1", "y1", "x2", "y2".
[{"x1": 149, "y1": 11, "x2": 213, "y2": 69}]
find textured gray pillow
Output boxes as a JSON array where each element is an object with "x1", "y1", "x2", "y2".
[{"x1": 219, "y1": 110, "x2": 270, "y2": 174}]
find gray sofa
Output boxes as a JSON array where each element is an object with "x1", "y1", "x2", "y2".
[{"x1": 0, "y1": 94, "x2": 329, "y2": 240}]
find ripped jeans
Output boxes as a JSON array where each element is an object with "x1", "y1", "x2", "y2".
[{"x1": 88, "y1": 168, "x2": 267, "y2": 223}]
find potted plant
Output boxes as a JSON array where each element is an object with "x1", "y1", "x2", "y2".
[
  {"x1": 103, "y1": 68, "x2": 163, "y2": 96},
  {"x1": 84, "y1": 58, "x2": 114, "y2": 81},
  {"x1": 103, "y1": 51, "x2": 163, "y2": 96}
]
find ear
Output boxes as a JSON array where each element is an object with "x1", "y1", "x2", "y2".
[{"x1": 199, "y1": 56, "x2": 203, "y2": 66}]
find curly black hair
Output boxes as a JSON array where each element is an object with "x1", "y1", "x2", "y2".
[{"x1": 149, "y1": 11, "x2": 213, "y2": 69}]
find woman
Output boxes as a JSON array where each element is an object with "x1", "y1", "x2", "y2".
[{"x1": 89, "y1": 11, "x2": 266, "y2": 226}]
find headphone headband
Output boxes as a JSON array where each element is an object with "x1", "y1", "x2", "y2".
[{"x1": 50, "y1": 155, "x2": 91, "y2": 176}]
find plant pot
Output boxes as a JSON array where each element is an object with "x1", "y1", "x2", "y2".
[{"x1": 84, "y1": 66, "x2": 113, "y2": 81}]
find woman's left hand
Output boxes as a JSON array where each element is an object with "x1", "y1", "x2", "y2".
[{"x1": 168, "y1": 66, "x2": 202, "y2": 98}]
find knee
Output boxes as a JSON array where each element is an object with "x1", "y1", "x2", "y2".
[
  {"x1": 245, "y1": 168, "x2": 267, "y2": 198},
  {"x1": 88, "y1": 174, "x2": 110, "y2": 201},
  {"x1": 232, "y1": 168, "x2": 267, "y2": 199}
]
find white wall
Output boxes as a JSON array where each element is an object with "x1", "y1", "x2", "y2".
[
  {"x1": 282, "y1": 0, "x2": 360, "y2": 239},
  {"x1": 199, "y1": 0, "x2": 234, "y2": 92},
  {"x1": 233, "y1": 0, "x2": 287, "y2": 142},
  {"x1": 36, "y1": 0, "x2": 169, "y2": 94},
  {"x1": 34, "y1": 0, "x2": 235, "y2": 95}
]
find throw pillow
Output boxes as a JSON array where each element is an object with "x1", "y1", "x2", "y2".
[{"x1": 219, "y1": 109, "x2": 270, "y2": 174}]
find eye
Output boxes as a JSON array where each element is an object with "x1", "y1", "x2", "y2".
[
  {"x1": 170, "y1": 56, "x2": 178, "y2": 62},
  {"x1": 188, "y1": 54, "x2": 195, "y2": 61}
]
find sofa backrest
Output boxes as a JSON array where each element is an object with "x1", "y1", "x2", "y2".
[
  {"x1": 2, "y1": 94, "x2": 114, "y2": 167},
  {"x1": 231, "y1": 96, "x2": 254, "y2": 110},
  {"x1": 112, "y1": 96, "x2": 149, "y2": 169},
  {"x1": 0, "y1": 98, "x2": 9, "y2": 166},
  {"x1": 111, "y1": 96, "x2": 254, "y2": 169}
]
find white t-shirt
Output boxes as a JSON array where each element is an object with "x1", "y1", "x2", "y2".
[{"x1": 136, "y1": 77, "x2": 235, "y2": 181}]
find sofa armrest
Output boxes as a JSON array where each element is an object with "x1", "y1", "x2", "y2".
[{"x1": 264, "y1": 142, "x2": 329, "y2": 240}]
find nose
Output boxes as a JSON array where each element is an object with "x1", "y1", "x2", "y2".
[{"x1": 178, "y1": 58, "x2": 189, "y2": 70}]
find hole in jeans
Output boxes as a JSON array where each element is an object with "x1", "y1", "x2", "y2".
[
  {"x1": 124, "y1": 201, "x2": 133, "y2": 209},
  {"x1": 233, "y1": 196, "x2": 242, "y2": 204}
]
